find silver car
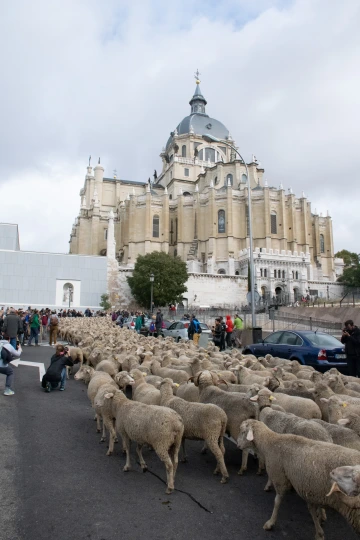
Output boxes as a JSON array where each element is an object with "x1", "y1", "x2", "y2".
[
  {"x1": 122, "y1": 316, "x2": 149, "y2": 331},
  {"x1": 162, "y1": 321, "x2": 212, "y2": 342}
]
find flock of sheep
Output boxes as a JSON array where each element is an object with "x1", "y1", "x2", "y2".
[{"x1": 59, "y1": 318, "x2": 360, "y2": 540}]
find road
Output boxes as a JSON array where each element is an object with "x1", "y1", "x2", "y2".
[{"x1": 0, "y1": 344, "x2": 358, "y2": 540}]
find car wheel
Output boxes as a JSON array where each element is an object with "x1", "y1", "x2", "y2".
[
  {"x1": 177, "y1": 337, "x2": 181, "y2": 343},
  {"x1": 243, "y1": 349, "x2": 252, "y2": 355}
]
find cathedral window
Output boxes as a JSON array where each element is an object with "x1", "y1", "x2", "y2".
[
  {"x1": 295, "y1": 271, "x2": 299, "y2": 279},
  {"x1": 198, "y1": 147, "x2": 215, "y2": 162},
  {"x1": 218, "y1": 210, "x2": 226, "y2": 233},
  {"x1": 182, "y1": 145, "x2": 186, "y2": 158},
  {"x1": 218, "y1": 269, "x2": 226, "y2": 275},
  {"x1": 271, "y1": 211, "x2": 277, "y2": 234},
  {"x1": 282, "y1": 270, "x2": 285, "y2": 279},
  {"x1": 104, "y1": 229, "x2": 108, "y2": 240},
  {"x1": 226, "y1": 174, "x2": 233, "y2": 186},
  {"x1": 320, "y1": 234, "x2": 325, "y2": 253},
  {"x1": 184, "y1": 168, "x2": 190, "y2": 177},
  {"x1": 241, "y1": 174, "x2": 248, "y2": 184},
  {"x1": 260, "y1": 268, "x2": 263, "y2": 277},
  {"x1": 152, "y1": 215, "x2": 160, "y2": 238},
  {"x1": 264, "y1": 269, "x2": 267, "y2": 278}
]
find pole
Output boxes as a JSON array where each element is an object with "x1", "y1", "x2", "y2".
[
  {"x1": 150, "y1": 282, "x2": 153, "y2": 314},
  {"x1": 244, "y1": 160, "x2": 256, "y2": 328}
]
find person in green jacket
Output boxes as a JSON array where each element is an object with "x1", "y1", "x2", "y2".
[
  {"x1": 135, "y1": 312, "x2": 143, "y2": 334},
  {"x1": 28, "y1": 309, "x2": 41, "y2": 346},
  {"x1": 233, "y1": 314, "x2": 243, "y2": 348}
]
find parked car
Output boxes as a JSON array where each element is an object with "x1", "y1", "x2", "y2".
[
  {"x1": 162, "y1": 321, "x2": 212, "y2": 342},
  {"x1": 143, "y1": 319, "x2": 174, "y2": 336},
  {"x1": 243, "y1": 330, "x2": 347, "y2": 372},
  {"x1": 123, "y1": 316, "x2": 149, "y2": 331}
]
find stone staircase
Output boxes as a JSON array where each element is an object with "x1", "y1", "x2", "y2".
[{"x1": 187, "y1": 239, "x2": 198, "y2": 260}]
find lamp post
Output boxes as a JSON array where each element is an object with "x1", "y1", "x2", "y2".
[
  {"x1": 150, "y1": 273, "x2": 154, "y2": 313},
  {"x1": 202, "y1": 134, "x2": 256, "y2": 327}
]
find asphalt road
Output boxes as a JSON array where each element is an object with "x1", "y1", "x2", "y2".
[{"x1": 0, "y1": 344, "x2": 358, "y2": 540}]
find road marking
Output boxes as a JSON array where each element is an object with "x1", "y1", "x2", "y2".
[{"x1": 10, "y1": 360, "x2": 45, "y2": 381}]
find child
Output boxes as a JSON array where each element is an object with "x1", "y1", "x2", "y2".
[{"x1": 41, "y1": 344, "x2": 74, "y2": 392}]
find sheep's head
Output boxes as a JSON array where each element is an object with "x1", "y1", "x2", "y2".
[
  {"x1": 237, "y1": 419, "x2": 257, "y2": 449},
  {"x1": 250, "y1": 388, "x2": 276, "y2": 409},
  {"x1": 328, "y1": 466, "x2": 360, "y2": 498},
  {"x1": 159, "y1": 378, "x2": 178, "y2": 392},
  {"x1": 74, "y1": 366, "x2": 94, "y2": 384},
  {"x1": 193, "y1": 370, "x2": 217, "y2": 387},
  {"x1": 115, "y1": 371, "x2": 135, "y2": 388}
]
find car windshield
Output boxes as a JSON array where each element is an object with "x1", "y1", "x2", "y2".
[{"x1": 306, "y1": 333, "x2": 343, "y2": 347}]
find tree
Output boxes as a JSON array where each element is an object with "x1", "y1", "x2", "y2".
[
  {"x1": 336, "y1": 249, "x2": 360, "y2": 287},
  {"x1": 127, "y1": 252, "x2": 188, "y2": 308},
  {"x1": 99, "y1": 293, "x2": 111, "y2": 311},
  {"x1": 335, "y1": 249, "x2": 360, "y2": 268}
]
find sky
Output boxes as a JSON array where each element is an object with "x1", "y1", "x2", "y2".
[{"x1": 0, "y1": 0, "x2": 359, "y2": 254}]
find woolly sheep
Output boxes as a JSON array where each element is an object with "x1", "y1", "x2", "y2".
[
  {"x1": 312, "y1": 419, "x2": 360, "y2": 451},
  {"x1": 328, "y1": 466, "x2": 360, "y2": 499},
  {"x1": 99, "y1": 389, "x2": 184, "y2": 494},
  {"x1": 151, "y1": 359, "x2": 189, "y2": 384},
  {"x1": 237, "y1": 419, "x2": 360, "y2": 538},
  {"x1": 130, "y1": 369, "x2": 161, "y2": 405},
  {"x1": 159, "y1": 378, "x2": 229, "y2": 483},
  {"x1": 338, "y1": 413, "x2": 360, "y2": 437},
  {"x1": 256, "y1": 388, "x2": 321, "y2": 420}
]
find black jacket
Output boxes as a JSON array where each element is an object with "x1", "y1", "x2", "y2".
[
  {"x1": 155, "y1": 312, "x2": 163, "y2": 328},
  {"x1": 3, "y1": 313, "x2": 22, "y2": 338},
  {"x1": 341, "y1": 326, "x2": 360, "y2": 357},
  {"x1": 44, "y1": 354, "x2": 74, "y2": 382}
]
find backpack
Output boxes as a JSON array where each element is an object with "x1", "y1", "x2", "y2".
[
  {"x1": 193, "y1": 320, "x2": 202, "y2": 334},
  {"x1": 50, "y1": 314, "x2": 59, "y2": 326},
  {"x1": 0, "y1": 343, "x2": 12, "y2": 365},
  {"x1": 149, "y1": 322, "x2": 155, "y2": 332}
]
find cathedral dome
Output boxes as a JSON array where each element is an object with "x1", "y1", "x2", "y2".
[{"x1": 166, "y1": 83, "x2": 230, "y2": 149}]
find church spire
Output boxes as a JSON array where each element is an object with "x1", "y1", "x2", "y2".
[{"x1": 189, "y1": 69, "x2": 207, "y2": 115}]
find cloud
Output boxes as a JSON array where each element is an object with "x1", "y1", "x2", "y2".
[{"x1": 0, "y1": 0, "x2": 359, "y2": 253}]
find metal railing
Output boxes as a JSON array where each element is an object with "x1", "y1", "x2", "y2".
[{"x1": 271, "y1": 310, "x2": 342, "y2": 335}]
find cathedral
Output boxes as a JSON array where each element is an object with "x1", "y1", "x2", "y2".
[{"x1": 69, "y1": 77, "x2": 343, "y2": 307}]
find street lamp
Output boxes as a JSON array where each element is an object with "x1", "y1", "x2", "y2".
[
  {"x1": 150, "y1": 273, "x2": 154, "y2": 313},
  {"x1": 202, "y1": 134, "x2": 256, "y2": 327}
]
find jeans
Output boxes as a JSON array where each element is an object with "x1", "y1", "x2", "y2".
[
  {"x1": 28, "y1": 327, "x2": 39, "y2": 345},
  {"x1": 226, "y1": 332, "x2": 233, "y2": 348},
  {"x1": 10, "y1": 337, "x2": 17, "y2": 349},
  {"x1": 0, "y1": 364, "x2": 14, "y2": 389}
]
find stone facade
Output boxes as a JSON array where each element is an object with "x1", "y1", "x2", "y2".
[{"x1": 69, "y1": 80, "x2": 343, "y2": 306}]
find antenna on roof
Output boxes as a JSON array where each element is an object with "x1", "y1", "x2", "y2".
[
  {"x1": 194, "y1": 69, "x2": 201, "y2": 84},
  {"x1": 98, "y1": 157, "x2": 101, "y2": 164},
  {"x1": 88, "y1": 155, "x2": 91, "y2": 167}
]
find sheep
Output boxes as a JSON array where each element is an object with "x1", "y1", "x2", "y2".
[
  {"x1": 274, "y1": 380, "x2": 316, "y2": 401},
  {"x1": 99, "y1": 389, "x2": 184, "y2": 494},
  {"x1": 323, "y1": 396, "x2": 360, "y2": 425},
  {"x1": 338, "y1": 413, "x2": 360, "y2": 437},
  {"x1": 327, "y1": 374, "x2": 360, "y2": 397},
  {"x1": 159, "y1": 378, "x2": 229, "y2": 483},
  {"x1": 328, "y1": 466, "x2": 360, "y2": 499},
  {"x1": 237, "y1": 419, "x2": 360, "y2": 538},
  {"x1": 151, "y1": 359, "x2": 189, "y2": 384},
  {"x1": 312, "y1": 419, "x2": 360, "y2": 451},
  {"x1": 130, "y1": 369, "x2": 161, "y2": 405},
  {"x1": 194, "y1": 370, "x2": 258, "y2": 475},
  {"x1": 232, "y1": 365, "x2": 269, "y2": 386},
  {"x1": 259, "y1": 407, "x2": 332, "y2": 443},
  {"x1": 95, "y1": 359, "x2": 119, "y2": 378},
  {"x1": 256, "y1": 388, "x2": 321, "y2": 420},
  {"x1": 176, "y1": 381, "x2": 199, "y2": 402},
  {"x1": 144, "y1": 375, "x2": 164, "y2": 387}
]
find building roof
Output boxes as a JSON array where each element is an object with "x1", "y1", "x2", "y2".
[
  {"x1": 166, "y1": 84, "x2": 230, "y2": 149},
  {"x1": 104, "y1": 177, "x2": 145, "y2": 186}
]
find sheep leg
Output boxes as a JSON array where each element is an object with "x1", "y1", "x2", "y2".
[
  {"x1": 100, "y1": 417, "x2": 107, "y2": 443},
  {"x1": 307, "y1": 503, "x2": 325, "y2": 540},
  {"x1": 106, "y1": 419, "x2": 117, "y2": 456},
  {"x1": 156, "y1": 450, "x2": 174, "y2": 494},
  {"x1": 136, "y1": 444, "x2": 148, "y2": 472},
  {"x1": 170, "y1": 432, "x2": 182, "y2": 480},
  {"x1": 257, "y1": 456, "x2": 265, "y2": 476},
  {"x1": 201, "y1": 442, "x2": 208, "y2": 454},
  {"x1": 263, "y1": 481, "x2": 289, "y2": 530},
  {"x1": 206, "y1": 438, "x2": 229, "y2": 484},
  {"x1": 96, "y1": 414, "x2": 102, "y2": 433},
  {"x1": 122, "y1": 434, "x2": 132, "y2": 471},
  {"x1": 237, "y1": 449, "x2": 249, "y2": 475},
  {"x1": 219, "y1": 436, "x2": 225, "y2": 455},
  {"x1": 264, "y1": 477, "x2": 273, "y2": 491},
  {"x1": 180, "y1": 439, "x2": 188, "y2": 463}
]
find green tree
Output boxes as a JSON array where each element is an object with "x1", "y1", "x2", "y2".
[
  {"x1": 335, "y1": 249, "x2": 360, "y2": 268},
  {"x1": 99, "y1": 293, "x2": 111, "y2": 311},
  {"x1": 127, "y1": 252, "x2": 188, "y2": 308}
]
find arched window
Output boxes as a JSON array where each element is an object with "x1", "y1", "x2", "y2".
[
  {"x1": 169, "y1": 194, "x2": 172, "y2": 200},
  {"x1": 218, "y1": 210, "x2": 226, "y2": 233},
  {"x1": 182, "y1": 145, "x2": 186, "y2": 158},
  {"x1": 260, "y1": 268, "x2": 263, "y2": 277},
  {"x1": 152, "y1": 215, "x2": 159, "y2": 238},
  {"x1": 295, "y1": 271, "x2": 299, "y2": 280},
  {"x1": 62, "y1": 283, "x2": 74, "y2": 305},
  {"x1": 292, "y1": 270, "x2": 295, "y2": 279},
  {"x1": 271, "y1": 211, "x2": 277, "y2": 234},
  {"x1": 198, "y1": 147, "x2": 215, "y2": 162},
  {"x1": 218, "y1": 269, "x2": 226, "y2": 275},
  {"x1": 320, "y1": 234, "x2": 325, "y2": 253},
  {"x1": 235, "y1": 270, "x2": 240, "y2": 276},
  {"x1": 282, "y1": 270, "x2": 285, "y2": 279},
  {"x1": 241, "y1": 174, "x2": 248, "y2": 184},
  {"x1": 226, "y1": 174, "x2": 233, "y2": 186},
  {"x1": 264, "y1": 269, "x2": 267, "y2": 278}
]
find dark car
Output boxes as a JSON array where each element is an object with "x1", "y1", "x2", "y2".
[{"x1": 243, "y1": 330, "x2": 347, "y2": 371}]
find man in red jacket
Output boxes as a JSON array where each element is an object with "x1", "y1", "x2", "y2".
[{"x1": 225, "y1": 315, "x2": 234, "y2": 349}]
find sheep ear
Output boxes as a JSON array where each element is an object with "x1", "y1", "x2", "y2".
[
  {"x1": 250, "y1": 395, "x2": 258, "y2": 402},
  {"x1": 338, "y1": 418, "x2": 350, "y2": 425},
  {"x1": 104, "y1": 393, "x2": 114, "y2": 399},
  {"x1": 246, "y1": 428, "x2": 254, "y2": 441},
  {"x1": 320, "y1": 398, "x2": 329, "y2": 403},
  {"x1": 155, "y1": 381, "x2": 161, "y2": 387}
]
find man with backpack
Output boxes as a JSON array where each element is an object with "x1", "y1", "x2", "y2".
[
  {"x1": 188, "y1": 315, "x2": 202, "y2": 345},
  {"x1": 48, "y1": 310, "x2": 59, "y2": 346},
  {"x1": 27, "y1": 309, "x2": 40, "y2": 346},
  {"x1": 0, "y1": 333, "x2": 22, "y2": 396},
  {"x1": 3, "y1": 308, "x2": 22, "y2": 349}
]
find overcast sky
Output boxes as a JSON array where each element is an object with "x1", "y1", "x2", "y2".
[{"x1": 1, "y1": 0, "x2": 359, "y2": 254}]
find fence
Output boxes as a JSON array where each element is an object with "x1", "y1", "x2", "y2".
[{"x1": 270, "y1": 309, "x2": 342, "y2": 335}]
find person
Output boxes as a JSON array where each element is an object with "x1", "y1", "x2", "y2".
[
  {"x1": 28, "y1": 309, "x2": 40, "y2": 346},
  {"x1": 341, "y1": 320, "x2": 360, "y2": 378},
  {"x1": 135, "y1": 312, "x2": 142, "y2": 334},
  {"x1": 48, "y1": 310, "x2": 59, "y2": 346},
  {"x1": 188, "y1": 315, "x2": 202, "y2": 345},
  {"x1": 0, "y1": 333, "x2": 22, "y2": 396},
  {"x1": 155, "y1": 309, "x2": 163, "y2": 337},
  {"x1": 212, "y1": 318, "x2": 222, "y2": 348},
  {"x1": 41, "y1": 312, "x2": 48, "y2": 341},
  {"x1": 3, "y1": 308, "x2": 22, "y2": 349},
  {"x1": 219, "y1": 316, "x2": 226, "y2": 352},
  {"x1": 41, "y1": 344, "x2": 74, "y2": 392},
  {"x1": 233, "y1": 314, "x2": 243, "y2": 348},
  {"x1": 225, "y1": 315, "x2": 234, "y2": 349}
]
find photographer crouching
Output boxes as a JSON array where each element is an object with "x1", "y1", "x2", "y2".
[{"x1": 41, "y1": 344, "x2": 74, "y2": 393}]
